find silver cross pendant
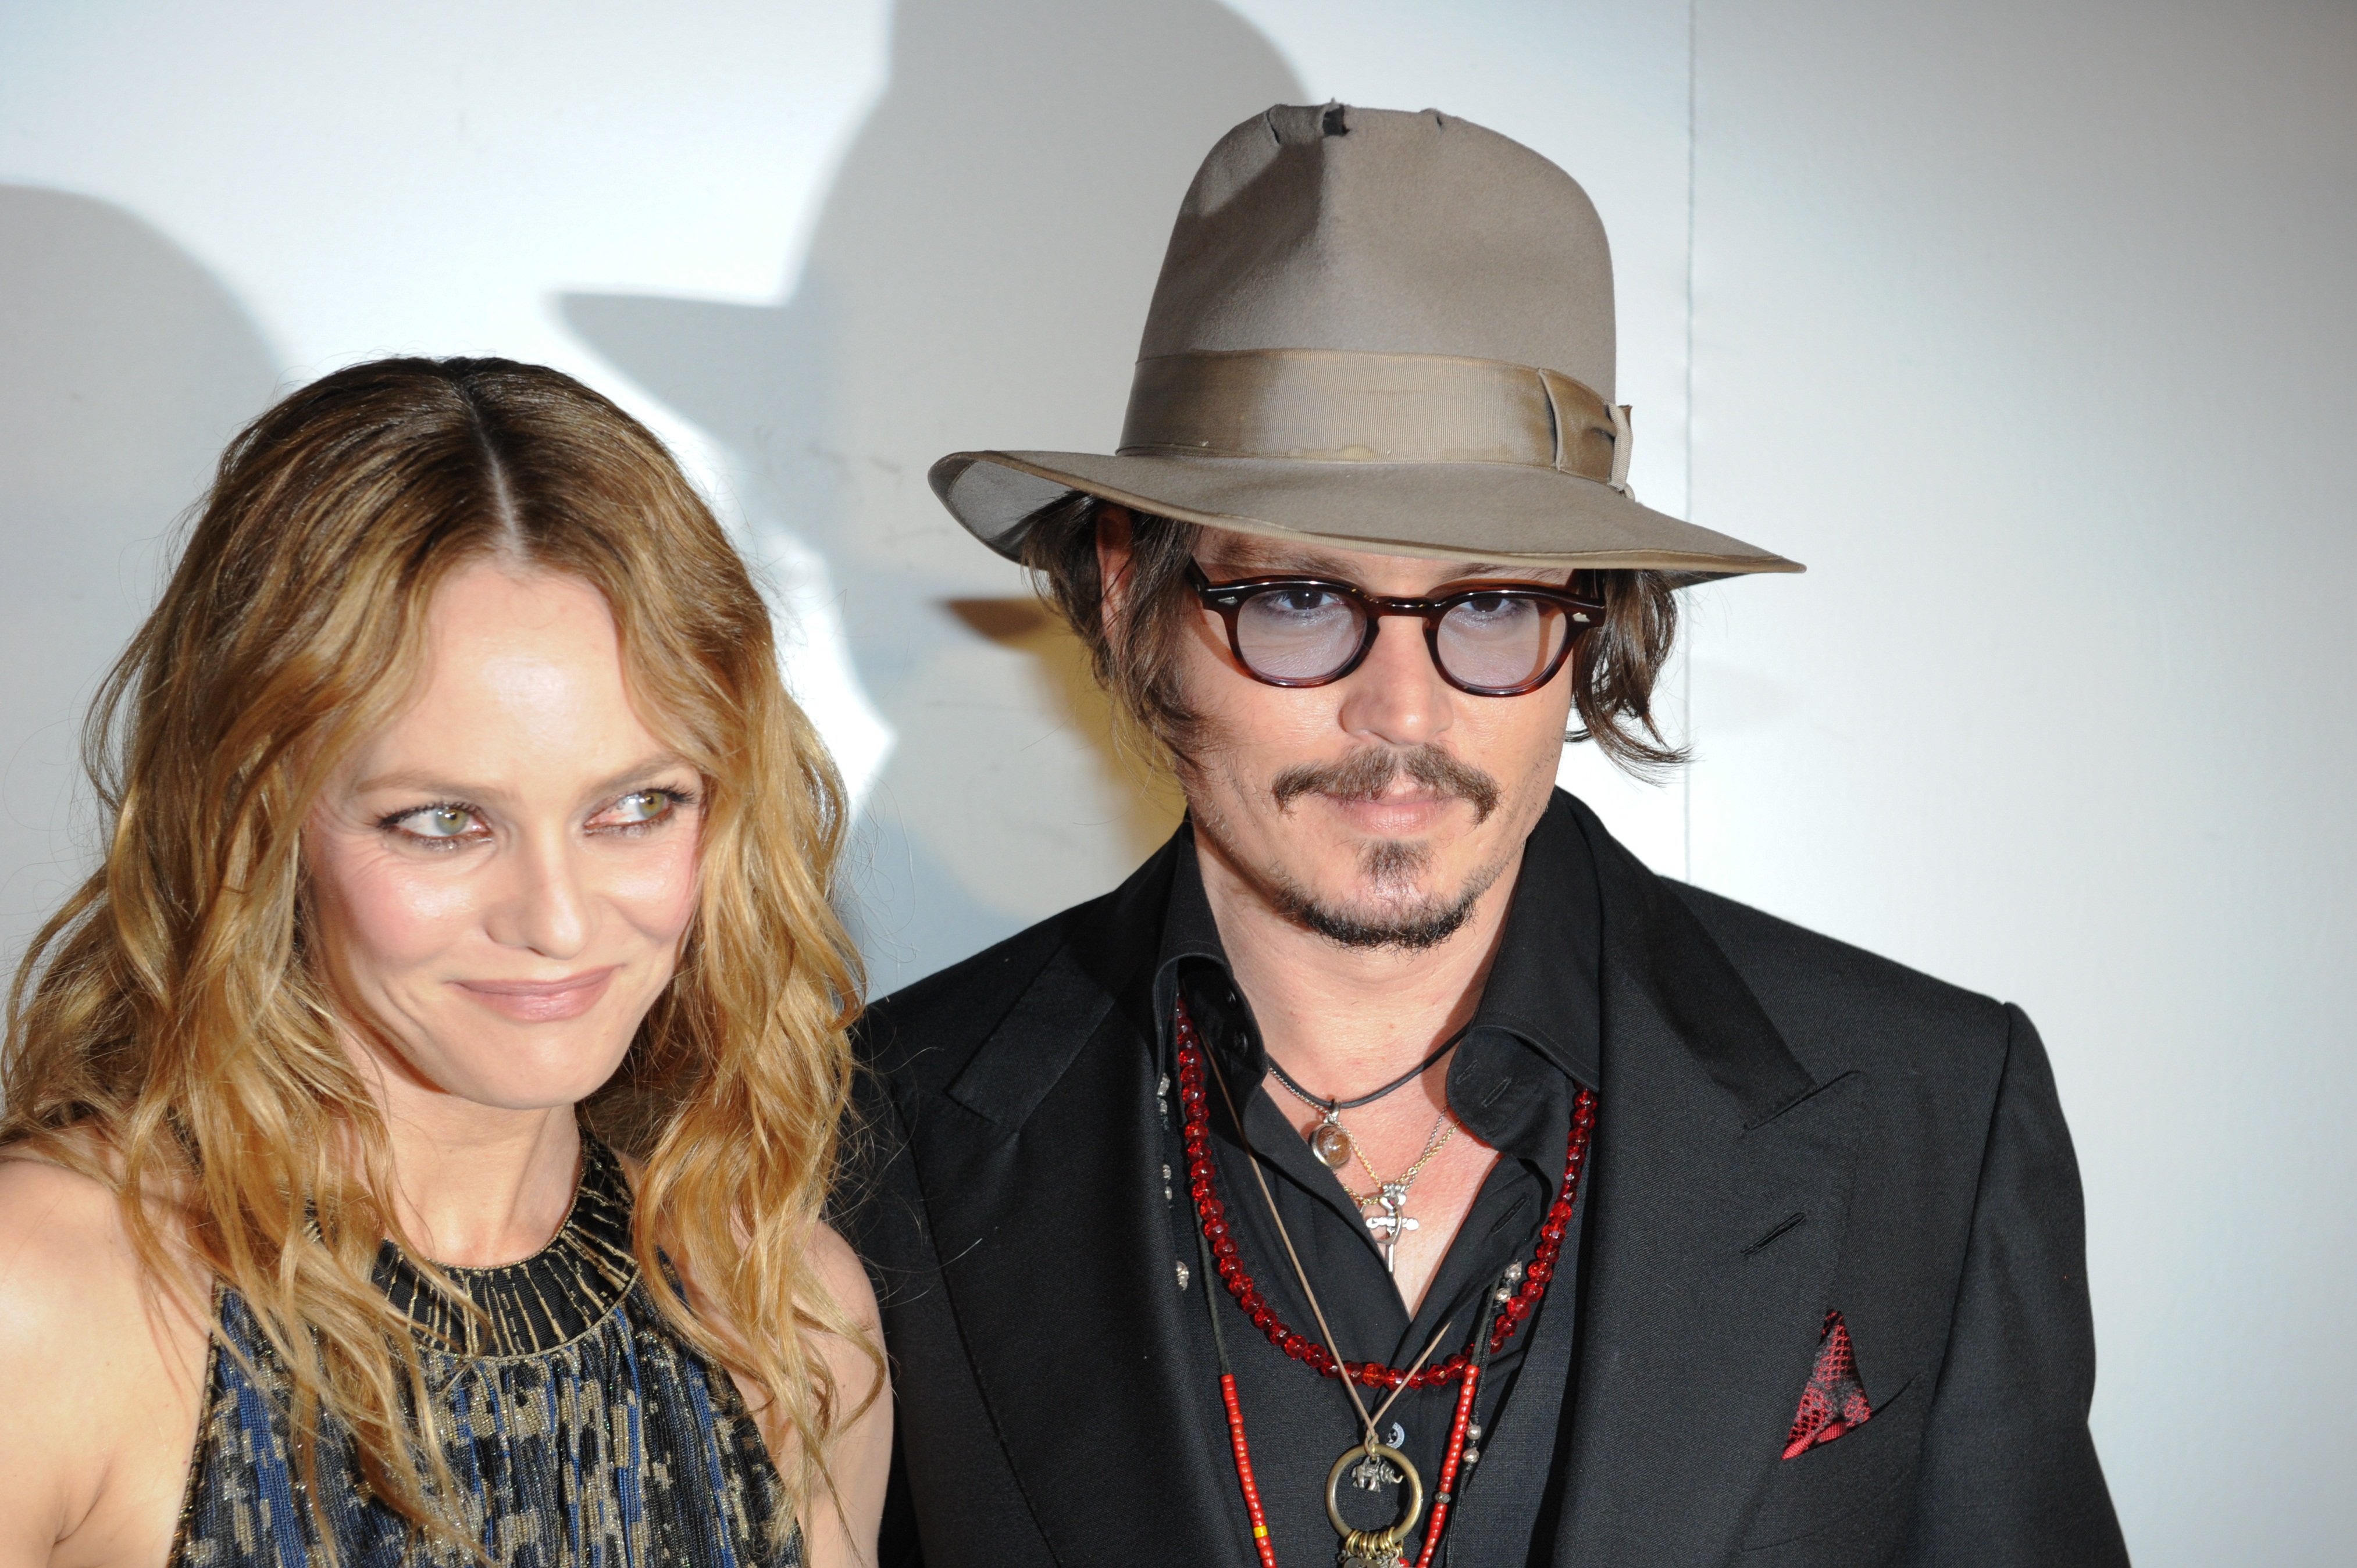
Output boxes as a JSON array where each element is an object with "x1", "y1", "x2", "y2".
[{"x1": 1364, "y1": 1181, "x2": 1418, "y2": 1273}]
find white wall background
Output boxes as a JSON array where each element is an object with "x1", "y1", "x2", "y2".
[{"x1": 2, "y1": 2, "x2": 2349, "y2": 1559}]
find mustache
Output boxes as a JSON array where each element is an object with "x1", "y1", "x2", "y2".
[{"x1": 1269, "y1": 745, "x2": 1501, "y2": 824}]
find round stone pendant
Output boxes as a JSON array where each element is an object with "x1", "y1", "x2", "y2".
[{"x1": 1310, "y1": 1116, "x2": 1353, "y2": 1169}]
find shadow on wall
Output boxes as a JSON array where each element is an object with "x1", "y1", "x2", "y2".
[
  {"x1": 0, "y1": 187, "x2": 281, "y2": 972},
  {"x1": 562, "y1": 0, "x2": 1303, "y2": 992}
]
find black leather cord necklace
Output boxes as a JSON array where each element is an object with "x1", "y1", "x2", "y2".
[{"x1": 1265, "y1": 1028, "x2": 1468, "y2": 1171}]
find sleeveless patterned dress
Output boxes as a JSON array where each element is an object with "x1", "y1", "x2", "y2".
[{"x1": 169, "y1": 1141, "x2": 800, "y2": 1567}]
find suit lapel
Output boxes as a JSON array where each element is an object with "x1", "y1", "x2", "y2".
[
  {"x1": 895, "y1": 866, "x2": 1247, "y2": 1567},
  {"x1": 1552, "y1": 805, "x2": 1870, "y2": 1565}
]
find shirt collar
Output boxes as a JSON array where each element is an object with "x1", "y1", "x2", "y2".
[
  {"x1": 1150, "y1": 825, "x2": 1232, "y2": 1070},
  {"x1": 1149, "y1": 792, "x2": 1603, "y2": 1090}
]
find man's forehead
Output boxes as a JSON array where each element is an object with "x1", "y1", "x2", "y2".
[{"x1": 1193, "y1": 528, "x2": 1564, "y2": 585}]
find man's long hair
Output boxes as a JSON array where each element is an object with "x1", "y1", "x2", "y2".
[
  {"x1": 1018, "y1": 492, "x2": 1686, "y2": 771},
  {"x1": 0, "y1": 358, "x2": 871, "y2": 1550}
]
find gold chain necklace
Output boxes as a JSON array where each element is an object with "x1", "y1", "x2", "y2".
[{"x1": 1342, "y1": 1113, "x2": 1456, "y2": 1274}]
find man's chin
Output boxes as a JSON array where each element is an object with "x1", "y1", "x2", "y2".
[
  {"x1": 1269, "y1": 819, "x2": 1532, "y2": 950},
  {"x1": 1278, "y1": 892, "x2": 1480, "y2": 951},
  {"x1": 1267, "y1": 866, "x2": 1487, "y2": 952}
]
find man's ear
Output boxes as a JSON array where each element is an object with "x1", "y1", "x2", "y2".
[{"x1": 1095, "y1": 503, "x2": 1136, "y2": 651}]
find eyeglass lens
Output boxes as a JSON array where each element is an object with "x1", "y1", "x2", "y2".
[{"x1": 1232, "y1": 586, "x2": 1572, "y2": 691}]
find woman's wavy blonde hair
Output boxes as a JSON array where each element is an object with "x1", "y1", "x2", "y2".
[{"x1": 0, "y1": 356, "x2": 871, "y2": 1546}]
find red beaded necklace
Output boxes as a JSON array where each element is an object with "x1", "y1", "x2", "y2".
[{"x1": 1175, "y1": 998, "x2": 1598, "y2": 1567}]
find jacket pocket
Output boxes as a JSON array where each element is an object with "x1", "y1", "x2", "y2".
[{"x1": 1740, "y1": 1374, "x2": 1923, "y2": 1557}]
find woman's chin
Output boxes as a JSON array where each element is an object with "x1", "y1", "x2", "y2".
[{"x1": 401, "y1": 1034, "x2": 632, "y2": 1115}]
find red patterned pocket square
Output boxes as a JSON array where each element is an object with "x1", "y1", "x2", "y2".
[{"x1": 1782, "y1": 1309, "x2": 1874, "y2": 1459}]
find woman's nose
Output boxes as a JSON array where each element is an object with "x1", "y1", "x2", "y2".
[{"x1": 484, "y1": 833, "x2": 593, "y2": 959}]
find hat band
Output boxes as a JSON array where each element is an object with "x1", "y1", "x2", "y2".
[{"x1": 1117, "y1": 348, "x2": 1632, "y2": 489}]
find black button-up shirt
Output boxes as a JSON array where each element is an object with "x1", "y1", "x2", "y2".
[{"x1": 1151, "y1": 820, "x2": 1602, "y2": 1565}]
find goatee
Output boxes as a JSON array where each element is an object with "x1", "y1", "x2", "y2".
[{"x1": 1261, "y1": 746, "x2": 1509, "y2": 951}]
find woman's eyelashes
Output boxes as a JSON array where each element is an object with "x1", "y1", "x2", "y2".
[
  {"x1": 372, "y1": 787, "x2": 699, "y2": 851},
  {"x1": 587, "y1": 787, "x2": 698, "y2": 836},
  {"x1": 377, "y1": 802, "x2": 488, "y2": 849}
]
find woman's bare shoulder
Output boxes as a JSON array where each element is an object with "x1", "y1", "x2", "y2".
[
  {"x1": 0, "y1": 1151, "x2": 212, "y2": 1567},
  {"x1": 0, "y1": 1151, "x2": 149, "y2": 1310},
  {"x1": 805, "y1": 1219, "x2": 880, "y2": 1335},
  {"x1": 0, "y1": 1148, "x2": 209, "y2": 1410},
  {"x1": 795, "y1": 1220, "x2": 890, "y2": 1568}
]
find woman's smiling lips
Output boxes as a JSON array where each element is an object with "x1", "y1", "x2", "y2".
[{"x1": 453, "y1": 966, "x2": 619, "y2": 1023}]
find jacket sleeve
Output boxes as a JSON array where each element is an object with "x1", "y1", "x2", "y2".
[
  {"x1": 841, "y1": 1062, "x2": 1057, "y2": 1568},
  {"x1": 1901, "y1": 1003, "x2": 2130, "y2": 1565}
]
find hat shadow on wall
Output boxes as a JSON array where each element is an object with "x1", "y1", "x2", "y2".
[
  {"x1": 562, "y1": 0, "x2": 1302, "y2": 991},
  {"x1": 0, "y1": 186, "x2": 281, "y2": 971}
]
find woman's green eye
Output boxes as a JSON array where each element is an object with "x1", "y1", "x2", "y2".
[
  {"x1": 612, "y1": 791, "x2": 673, "y2": 824},
  {"x1": 400, "y1": 806, "x2": 477, "y2": 839}
]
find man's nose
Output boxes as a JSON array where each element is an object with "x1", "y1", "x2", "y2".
[{"x1": 1334, "y1": 615, "x2": 1455, "y2": 747}]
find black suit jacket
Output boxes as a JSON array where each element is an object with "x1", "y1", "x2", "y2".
[{"x1": 846, "y1": 793, "x2": 2127, "y2": 1566}]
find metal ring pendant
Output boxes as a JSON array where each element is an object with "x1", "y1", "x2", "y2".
[{"x1": 1325, "y1": 1442, "x2": 1424, "y2": 1567}]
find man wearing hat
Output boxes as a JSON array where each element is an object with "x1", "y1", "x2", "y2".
[{"x1": 849, "y1": 104, "x2": 2127, "y2": 1567}]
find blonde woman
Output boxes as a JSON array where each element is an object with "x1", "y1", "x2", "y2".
[{"x1": 0, "y1": 359, "x2": 887, "y2": 1568}]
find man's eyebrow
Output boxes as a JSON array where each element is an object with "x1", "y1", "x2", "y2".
[
  {"x1": 1206, "y1": 547, "x2": 1511, "y2": 578},
  {"x1": 1440, "y1": 559, "x2": 1584, "y2": 583},
  {"x1": 1199, "y1": 543, "x2": 1358, "y2": 577}
]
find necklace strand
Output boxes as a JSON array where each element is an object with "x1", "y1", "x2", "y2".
[
  {"x1": 1196, "y1": 1008, "x2": 1454, "y2": 1566},
  {"x1": 1346, "y1": 1111, "x2": 1455, "y2": 1208},
  {"x1": 1180, "y1": 997, "x2": 1595, "y2": 1567},
  {"x1": 1176, "y1": 998, "x2": 1596, "y2": 1391},
  {"x1": 1265, "y1": 1027, "x2": 1465, "y2": 1114}
]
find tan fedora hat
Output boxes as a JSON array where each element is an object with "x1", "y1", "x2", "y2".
[{"x1": 930, "y1": 102, "x2": 1797, "y2": 579}]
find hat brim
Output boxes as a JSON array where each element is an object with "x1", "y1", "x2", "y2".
[{"x1": 930, "y1": 450, "x2": 1801, "y2": 580}]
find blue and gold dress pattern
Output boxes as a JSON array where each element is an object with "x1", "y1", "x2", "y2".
[{"x1": 170, "y1": 1140, "x2": 799, "y2": 1567}]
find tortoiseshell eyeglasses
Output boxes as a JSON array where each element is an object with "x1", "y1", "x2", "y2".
[{"x1": 1188, "y1": 563, "x2": 1604, "y2": 697}]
